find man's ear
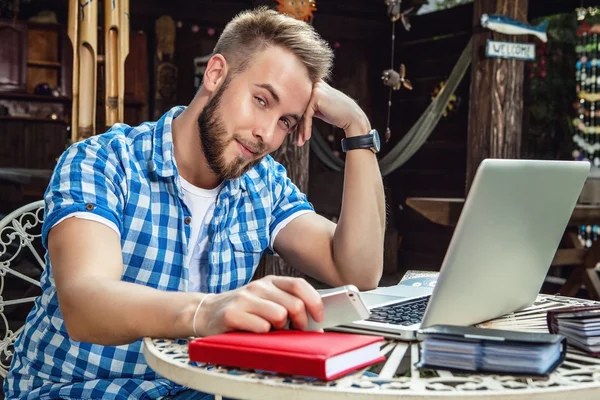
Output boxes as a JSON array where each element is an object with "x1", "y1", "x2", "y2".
[{"x1": 203, "y1": 54, "x2": 228, "y2": 93}]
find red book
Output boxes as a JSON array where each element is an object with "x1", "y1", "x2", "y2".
[{"x1": 188, "y1": 330, "x2": 386, "y2": 381}]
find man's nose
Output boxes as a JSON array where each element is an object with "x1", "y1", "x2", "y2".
[{"x1": 252, "y1": 121, "x2": 276, "y2": 145}]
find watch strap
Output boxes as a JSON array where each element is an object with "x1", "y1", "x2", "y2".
[{"x1": 341, "y1": 130, "x2": 378, "y2": 152}]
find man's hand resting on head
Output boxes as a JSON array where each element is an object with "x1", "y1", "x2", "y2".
[
  {"x1": 194, "y1": 276, "x2": 324, "y2": 336},
  {"x1": 296, "y1": 79, "x2": 372, "y2": 147}
]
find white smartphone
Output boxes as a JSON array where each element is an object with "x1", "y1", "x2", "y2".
[{"x1": 305, "y1": 284, "x2": 371, "y2": 331}]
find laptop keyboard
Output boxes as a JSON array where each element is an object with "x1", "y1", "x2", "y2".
[{"x1": 367, "y1": 296, "x2": 430, "y2": 326}]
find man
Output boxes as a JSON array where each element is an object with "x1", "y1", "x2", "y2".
[{"x1": 4, "y1": 7, "x2": 385, "y2": 400}]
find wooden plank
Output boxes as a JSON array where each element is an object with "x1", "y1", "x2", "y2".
[
  {"x1": 404, "y1": 197, "x2": 465, "y2": 227},
  {"x1": 551, "y1": 249, "x2": 586, "y2": 267},
  {"x1": 405, "y1": 197, "x2": 600, "y2": 228}
]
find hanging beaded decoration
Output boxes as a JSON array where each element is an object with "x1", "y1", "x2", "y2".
[
  {"x1": 578, "y1": 224, "x2": 600, "y2": 248},
  {"x1": 574, "y1": 6, "x2": 600, "y2": 248},
  {"x1": 572, "y1": 7, "x2": 600, "y2": 166}
]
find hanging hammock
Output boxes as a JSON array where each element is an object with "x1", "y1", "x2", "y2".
[{"x1": 310, "y1": 37, "x2": 473, "y2": 177}]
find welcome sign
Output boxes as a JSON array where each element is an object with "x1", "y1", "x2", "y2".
[{"x1": 485, "y1": 40, "x2": 535, "y2": 61}]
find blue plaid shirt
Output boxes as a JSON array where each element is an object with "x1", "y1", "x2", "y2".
[{"x1": 4, "y1": 106, "x2": 314, "y2": 399}]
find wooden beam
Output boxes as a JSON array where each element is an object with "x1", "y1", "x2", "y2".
[
  {"x1": 466, "y1": 0, "x2": 528, "y2": 193},
  {"x1": 405, "y1": 197, "x2": 600, "y2": 228}
]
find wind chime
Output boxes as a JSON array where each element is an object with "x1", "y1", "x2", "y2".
[
  {"x1": 68, "y1": 0, "x2": 129, "y2": 143},
  {"x1": 381, "y1": 1, "x2": 414, "y2": 143},
  {"x1": 573, "y1": 5, "x2": 600, "y2": 248}
]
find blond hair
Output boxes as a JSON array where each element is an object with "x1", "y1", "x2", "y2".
[{"x1": 213, "y1": 7, "x2": 333, "y2": 82}]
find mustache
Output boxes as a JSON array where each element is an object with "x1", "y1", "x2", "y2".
[{"x1": 235, "y1": 137, "x2": 266, "y2": 154}]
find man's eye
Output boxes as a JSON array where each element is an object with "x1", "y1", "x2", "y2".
[
  {"x1": 280, "y1": 118, "x2": 290, "y2": 129},
  {"x1": 255, "y1": 97, "x2": 266, "y2": 107}
]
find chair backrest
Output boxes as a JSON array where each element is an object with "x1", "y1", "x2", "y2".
[{"x1": 0, "y1": 200, "x2": 45, "y2": 377}]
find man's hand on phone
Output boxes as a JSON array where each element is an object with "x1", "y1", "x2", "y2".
[{"x1": 194, "y1": 276, "x2": 325, "y2": 337}]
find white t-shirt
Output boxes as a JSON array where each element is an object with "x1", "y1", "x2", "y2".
[
  {"x1": 179, "y1": 176, "x2": 222, "y2": 292},
  {"x1": 53, "y1": 177, "x2": 310, "y2": 292}
]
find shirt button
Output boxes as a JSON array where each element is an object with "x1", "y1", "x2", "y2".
[
  {"x1": 184, "y1": 216, "x2": 192, "y2": 225},
  {"x1": 85, "y1": 203, "x2": 95, "y2": 211}
]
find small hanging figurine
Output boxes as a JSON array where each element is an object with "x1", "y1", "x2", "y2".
[
  {"x1": 382, "y1": 64, "x2": 413, "y2": 91},
  {"x1": 385, "y1": 0, "x2": 402, "y2": 22},
  {"x1": 480, "y1": 14, "x2": 548, "y2": 43}
]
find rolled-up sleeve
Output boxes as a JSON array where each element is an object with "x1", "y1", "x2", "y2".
[
  {"x1": 267, "y1": 160, "x2": 315, "y2": 254},
  {"x1": 42, "y1": 137, "x2": 128, "y2": 249}
]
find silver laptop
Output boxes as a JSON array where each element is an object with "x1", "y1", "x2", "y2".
[{"x1": 329, "y1": 159, "x2": 590, "y2": 341}]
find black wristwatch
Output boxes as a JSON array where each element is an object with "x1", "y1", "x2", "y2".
[{"x1": 341, "y1": 129, "x2": 381, "y2": 153}]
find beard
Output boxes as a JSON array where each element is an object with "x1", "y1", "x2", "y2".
[{"x1": 197, "y1": 78, "x2": 266, "y2": 180}]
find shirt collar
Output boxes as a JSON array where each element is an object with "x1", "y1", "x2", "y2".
[{"x1": 150, "y1": 106, "x2": 184, "y2": 178}]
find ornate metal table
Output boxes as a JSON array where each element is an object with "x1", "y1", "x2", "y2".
[{"x1": 143, "y1": 295, "x2": 600, "y2": 400}]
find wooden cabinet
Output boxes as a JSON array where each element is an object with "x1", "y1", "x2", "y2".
[
  {"x1": 0, "y1": 21, "x2": 71, "y2": 122},
  {"x1": 0, "y1": 21, "x2": 28, "y2": 92},
  {"x1": 0, "y1": 20, "x2": 71, "y2": 172},
  {"x1": 26, "y1": 23, "x2": 71, "y2": 97}
]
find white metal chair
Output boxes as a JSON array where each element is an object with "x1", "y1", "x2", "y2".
[{"x1": 0, "y1": 200, "x2": 45, "y2": 377}]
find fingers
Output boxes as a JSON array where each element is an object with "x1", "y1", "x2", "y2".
[
  {"x1": 270, "y1": 277, "x2": 324, "y2": 327},
  {"x1": 213, "y1": 277, "x2": 324, "y2": 334},
  {"x1": 227, "y1": 308, "x2": 272, "y2": 333},
  {"x1": 245, "y1": 278, "x2": 314, "y2": 331},
  {"x1": 257, "y1": 283, "x2": 311, "y2": 330},
  {"x1": 298, "y1": 101, "x2": 315, "y2": 147},
  {"x1": 218, "y1": 291, "x2": 288, "y2": 333},
  {"x1": 245, "y1": 295, "x2": 291, "y2": 330}
]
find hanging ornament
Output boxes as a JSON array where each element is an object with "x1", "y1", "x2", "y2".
[
  {"x1": 385, "y1": 0, "x2": 401, "y2": 21},
  {"x1": 385, "y1": 0, "x2": 414, "y2": 31},
  {"x1": 382, "y1": 64, "x2": 413, "y2": 91},
  {"x1": 380, "y1": 1, "x2": 420, "y2": 143},
  {"x1": 276, "y1": 0, "x2": 317, "y2": 24}
]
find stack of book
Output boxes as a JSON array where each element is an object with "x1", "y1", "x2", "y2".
[
  {"x1": 547, "y1": 305, "x2": 600, "y2": 356},
  {"x1": 417, "y1": 325, "x2": 567, "y2": 375}
]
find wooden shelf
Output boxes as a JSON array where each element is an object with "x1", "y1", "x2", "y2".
[
  {"x1": 27, "y1": 60, "x2": 61, "y2": 68},
  {"x1": 0, "y1": 91, "x2": 71, "y2": 103}
]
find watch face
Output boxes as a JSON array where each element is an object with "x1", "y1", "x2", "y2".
[{"x1": 371, "y1": 130, "x2": 381, "y2": 152}]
